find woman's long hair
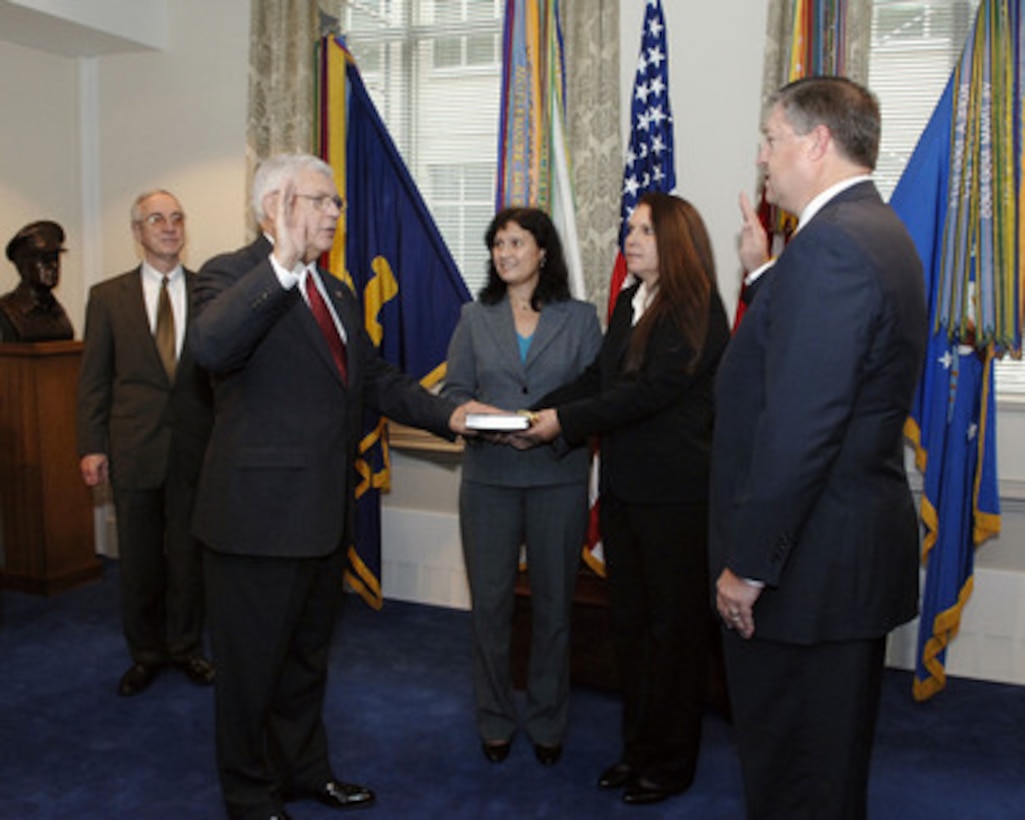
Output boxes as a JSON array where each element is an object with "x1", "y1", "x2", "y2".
[
  {"x1": 478, "y1": 207, "x2": 572, "y2": 308},
  {"x1": 624, "y1": 193, "x2": 714, "y2": 374}
]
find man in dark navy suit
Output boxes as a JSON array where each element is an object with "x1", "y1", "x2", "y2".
[{"x1": 709, "y1": 77, "x2": 927, "y2": 819}]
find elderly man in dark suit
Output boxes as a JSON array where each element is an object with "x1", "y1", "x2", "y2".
[
  {"x1": 191, "y1": 152, "x2": 483, "y2": 820},
  {"x1": 710, "y1": 76, "x2": 928, "y2": 820},
  {"x1": 78, "y1": 190, "x2": 214, "y2": 696}
]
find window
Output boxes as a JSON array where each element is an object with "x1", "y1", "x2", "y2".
[
  {"x1": 337, "y1": 0, "x2": 503, "y2": 295},
  {"x1": 870, "y1": 0, "x2": 1024, "y2": 393}
]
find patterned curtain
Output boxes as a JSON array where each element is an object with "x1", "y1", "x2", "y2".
[
  {"x1": 245, "y1": 0, "x2": 321, "y2": 237},
  {"x1": 561, "y1": 0, "x2": 622, "y2": 310}
]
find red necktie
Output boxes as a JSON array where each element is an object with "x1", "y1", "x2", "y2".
[{"x1": 304, "y1": 272, "x2": 348, "y2": 385}]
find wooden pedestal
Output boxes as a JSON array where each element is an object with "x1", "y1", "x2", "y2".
[{"x1": 0, "y1": 342, "x2": 100, "y2": 595}]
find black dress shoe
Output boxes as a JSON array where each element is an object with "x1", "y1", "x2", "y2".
[
  {"x1": 117, "y1": 662, "x2": 163, "y2": 696},
  {"x1": 622, "y1": 776, "x2": 686, "y2": 805},
  {"x1": 533, "y1": 743, "x2": 562, "y2": 766},
  {"x1": 597, "y1": 761, "x2": 636, "y2": 789},
  {"x1": 173, "y1": 654, "x2": 215, "y2": 685},
  {"x1": 310, "y1": 780, "x2": 375, "y2": 810},
  {"x1": 481, "y1": 739, "x2": 511, "y2": 763}
]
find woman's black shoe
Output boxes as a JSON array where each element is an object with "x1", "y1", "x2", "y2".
[
  {"x1": 533, "y1": 743, "x2": 562, "y2": 766},
  {"x1": 597, "y1": 762, "x2": 636, "y2": 789},
  {"x1": 481, "y1": 739, "x2": 511, "y2": 763}
]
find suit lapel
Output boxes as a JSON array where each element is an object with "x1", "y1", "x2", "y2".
[
  {"x1": 481, "y1": 299, "x2": 525, "y2": 378},
  {"x1": 524, "y1": 301, "x2": 567, "y2": 369},
  {"x1": 178, "y1": 269, "x2": 199, "y2": 377},
  {"x1": 605, "y1": 285, "x2": 637, "y2": 370}
]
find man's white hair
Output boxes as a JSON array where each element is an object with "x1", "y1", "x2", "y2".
[{"x1": 251, "y1": 153, "x2": 335, "y2": 223}]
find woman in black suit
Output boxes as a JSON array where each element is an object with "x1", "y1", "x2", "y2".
[{"x1": 517, "y1": 192, "x2": 730, "y2": 805}]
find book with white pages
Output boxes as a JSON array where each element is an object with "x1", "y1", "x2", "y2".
[{"x1": 465, "y1": 412, "x2": 531, "y2": 432}]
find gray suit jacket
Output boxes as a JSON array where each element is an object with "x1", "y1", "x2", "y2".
[
  {"x1": 709, "y1": 181, "x2": 928, "y2": 644},
  {"x1": 77, "y1": 266, "x2": 212, "y2": 489},
  {"x1": 442, "y1": 296, "x2": 601, "y2": 487}
]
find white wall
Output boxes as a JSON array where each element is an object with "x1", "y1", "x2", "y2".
[
  {"x1": 0, "y1": 39, "x2": 84, "y2": 324},
  {"x1": 0, "y1": 0, "x2": 249, "y2": 335},
  {"x1": 91, "y1": 0, "x2": 249, "y2": 292}
]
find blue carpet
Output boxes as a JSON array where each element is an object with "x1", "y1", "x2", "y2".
[{"x1": 1, "y1": 561, "x2": 1023, "y2": 819}]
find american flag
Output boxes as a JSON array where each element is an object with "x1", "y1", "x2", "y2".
[{"x1": 607, "y1": 0, "x2": 676, "y2": 317}]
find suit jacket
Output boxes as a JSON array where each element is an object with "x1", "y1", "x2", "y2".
[
  {"x1": 442, "y1": 296, "x2": 601, "y2": 487},
  {"x1": 544, "y1": 283, "x2": 730, "y2": 506},
  {"x1": 709, "y1": 181, "x2": 928, "y2": 644},
  {"x1": 77, "y1": 266, "x2": 212, "y2": 489},
  {"x1": 189, "y1": 236, "x2": 457, "y2": 559}
]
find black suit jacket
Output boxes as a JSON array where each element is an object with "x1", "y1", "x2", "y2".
[
  {"x1": 544, "y1": 283, "x2": 730, "y2": 506},
  {"x1": 77, "y1": 266, "x2": 212, "y2": 488},
  {"x1": 709, "y1": 181, "x2": 928, "y2": 644},
  {"x1": 189, "y1": 236, "x2": 457, "y2": 559}
]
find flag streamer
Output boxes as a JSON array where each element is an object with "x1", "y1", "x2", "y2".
[
  {"x1": 758, "y1": 0, "x2": 849, "y2": 262},
  {"x1": 890, "y1": 0, "x2": 1021, "y2": 701},
  {"x1": 496, "y1": 0, "x2": 584, "y2": 298}
]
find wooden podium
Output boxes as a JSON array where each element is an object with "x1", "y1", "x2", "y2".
[{"x1": 0, "y1": 341, "x2": 100, "y2": 595}]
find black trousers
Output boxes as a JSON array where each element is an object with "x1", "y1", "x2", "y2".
[
  {"x1": 601, "y1": 496, "x2": 711, "y2": 789},
  {"x1": 723, "y1": 631, "x2": 887, "y2": 820},
  {"x1": 113, "y1": 455, "x2": 204, "y2": 665},
  {"x1": 204, "y1": 547, "x2": 345, "y2": 819}
]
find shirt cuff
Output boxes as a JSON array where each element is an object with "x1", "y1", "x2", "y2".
[
  {"x1": 744, "y1": 258, "x2": 775, "y2": 287},
  {"x1": 268, "y1": 253, "x2": 302, "y2": 290}
]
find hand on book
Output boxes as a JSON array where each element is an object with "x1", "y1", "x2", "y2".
[{"x1": 505, "y1": 408, "x2": 560, "y2": 450}]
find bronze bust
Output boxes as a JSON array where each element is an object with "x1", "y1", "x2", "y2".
[{"x1": 0, "y1": 220, "x2": 74, "y2": 342}]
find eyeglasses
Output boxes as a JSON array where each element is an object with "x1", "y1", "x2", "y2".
[
  {"x1": 296, "y1": 193, "x2": 346, "y2": 213},
  {"x1": 141, "y1": 212, "x2": 185, "y2": 227}
]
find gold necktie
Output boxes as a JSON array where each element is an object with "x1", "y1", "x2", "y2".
[{"x1": 155, "y1": 275, "x2": 177, "y2": 381}]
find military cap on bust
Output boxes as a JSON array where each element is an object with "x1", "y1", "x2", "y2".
[{"x1": 5, "y1": 220, "x2": 66, "y2": 262}]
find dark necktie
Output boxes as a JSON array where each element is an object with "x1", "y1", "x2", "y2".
[
  {"x1": 155, "y1": 275, "x2": 176, "y2": 381},
  {"x1": 305, "y1": 271, "x2": 348, "y2": 384}
]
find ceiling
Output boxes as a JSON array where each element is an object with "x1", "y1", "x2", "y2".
[{"x1": 0, "y1": 0, "x2": 163, "y2": 58}]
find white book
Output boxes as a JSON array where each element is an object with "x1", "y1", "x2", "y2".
[{"x1": 465, "y1": 412, "x2": 530, "y2": 432}]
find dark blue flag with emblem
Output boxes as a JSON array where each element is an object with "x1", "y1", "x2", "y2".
[{"x1": 319, "y1": 36, "x2": 472, "y2": 608}]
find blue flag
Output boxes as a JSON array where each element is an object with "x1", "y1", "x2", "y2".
[
  {"x1": 320, "y1": 37, "x2": 472, "y2": 608},
  {"x1": 889, "y1": 8, "x2": 1006, "y2": 700}
]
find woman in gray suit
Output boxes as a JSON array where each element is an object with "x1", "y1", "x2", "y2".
[{"x1": 443, "y1": 207, "x2": 601, "y2": 767}]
